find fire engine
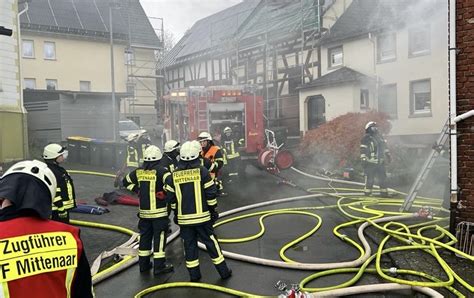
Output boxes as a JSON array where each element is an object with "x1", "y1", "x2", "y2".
[{"x1": 162, "y1": 85, "x2": 294, "y2": 171}]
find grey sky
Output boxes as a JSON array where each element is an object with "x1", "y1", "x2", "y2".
[{"x1": 140, "y1": 0, "x2": 244, "y2": 42}]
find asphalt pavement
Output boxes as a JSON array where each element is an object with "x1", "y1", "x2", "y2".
[{"x1": 67, "y1": 162, "x2": 474, "y2": 297}]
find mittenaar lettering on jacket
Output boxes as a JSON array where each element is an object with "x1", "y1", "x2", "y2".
[
  {"x1": 0, "y1": 232, "x2": 77, "y2": 282},
  {"x1": 173, "y1": 169, "x2": 200, "y2": 185}
]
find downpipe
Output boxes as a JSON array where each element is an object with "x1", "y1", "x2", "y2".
[{"x1": 448, "y1": 0, "x2": 457, "y2": 234}]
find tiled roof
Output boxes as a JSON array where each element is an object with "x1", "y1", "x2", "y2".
[
  {"x1": 164, "y1": 0, "x2": 330, "y2": 67},
  {"x1": 173, "y1": 0, "x2": 260, "y2": 60},
  {"x1": 321, "y1": 0, "x2": 442, "y2": 45},
  {"x1": 20, "y1": 0, "x2": 160, "y2": 48},
  {"x1": 298, "y1": 67, "x2": 372, "y2": 89}
]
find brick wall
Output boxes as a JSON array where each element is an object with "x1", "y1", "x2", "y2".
[{"x1": 456, "y1": 0, "x2": 474, "y2": 222}]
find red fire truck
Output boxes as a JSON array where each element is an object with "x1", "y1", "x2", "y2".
[{"x1": 162, "y1": 85, "x2": 293, "y2": 171}]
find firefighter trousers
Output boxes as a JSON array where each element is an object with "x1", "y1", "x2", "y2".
[
  {"x1": 364, "y1": 163, "x2": 388, "y2": 195},
  {"x1": 180, "y1": 222, "x2": 231, "y2": 281},
  {"x1": 138, "y1": 217, "x2": 169, "y2": 271}
]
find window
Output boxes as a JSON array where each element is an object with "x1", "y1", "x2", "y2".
[
  {"x1": 360, "y1": 89, "x2": 369, "y2": 110},
  {"x1": 378, "y1": 84, "x2": 397, "y2": 118},
  {"x1": 22, "y1": 40, "x2": 34, "y2": 58},
  {"x1": 46, "y1": 79, "x2": 58, "y2": 90},
  {"x1": 80, "y1": 81, "x2": 91, "y2": 92},
  {"x1": 377, "y1": 33, "x2": 396, "y2": 63},
  {"x1": 328, "y1": 46, "x2": 343, "y2": 68},
  {"x1": 410, "y1": 79, "x2": 431, "y2": 116},
  {"x1": 24, "y1": 78, "x2": 36, "y2": 89},
  {"x1": 409, "y1": 26, "x2": 430, "y2": 57},
  {"x1": 124, "y1": 49, "x2": 134, "y2": 65},
  {"x1": 44, "y1": 42, "x2": 56, "y2": 60}
]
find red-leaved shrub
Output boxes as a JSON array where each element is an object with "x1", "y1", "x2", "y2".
[{"x1": 299, "y1": 111, "x2": 391, "y2": 169}]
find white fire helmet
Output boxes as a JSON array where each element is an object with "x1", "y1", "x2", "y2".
[
  {"x1": 126, "y1": 133, "x2": 140, "y2": 142},
  {"x1": 43, "y1": 143, "x2": 68, "y2": 160},
  {"x1": 164, "y1": 140, "x2": 180, "y2": 153},
  {"x1": 197, "y1": 131, "x2": 212, "y2": 142},
  {"x1": 1, "y1": 160, "x2": 57, "y2": 200},
  {"x1": 224, "y1": 127, "x2": 232, "y2": 134},
  {"x1": 143, "y1": 145, "x2": 162, "y2": 162},
  {"x1": 180, "y1": 141, "x2": 201, "y2": 161},
  {"x1": 365, "y1": 121, "x2": 377, "y2": 131}
]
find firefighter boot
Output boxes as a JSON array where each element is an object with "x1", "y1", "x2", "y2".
[
  {"x1": 153, "y1": 262, "x2": 174, "y2": 275},
  {"x1": 139, "y1": 256, "x2": 152, "y2": 272},
  {"x1": 188, "y1": 267, "x2": 202, "y2": 282},
  {"x1": 215, "y1": 262, "x2": 232, "y2": 280}
]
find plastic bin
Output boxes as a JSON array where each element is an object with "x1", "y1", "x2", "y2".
[
  {"x1": 90, "y1": 141, "x2": 102, "y2": 166},
  {"x1": 115, "y1": 142, "x2": 127, "y2": 168},
  {"x1": 101, "y1": 142, "x2": 116, "y2": 168},
  {"x1": 67, "y1": 139, "x2": 80, "y2": 163},
  {"x1": 67, "y1": 136, "x2": 94, "y2": 165}
]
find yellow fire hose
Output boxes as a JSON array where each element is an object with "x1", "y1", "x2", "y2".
[{"x1": 68, "y1": 169, "x2": 471, "y2": 297}]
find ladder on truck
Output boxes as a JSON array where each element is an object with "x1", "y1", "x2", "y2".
[
  {"x1": 195, "y1": 89, "x2": 209, "y2": 132},
  {"x1": 399, "y1": 120, "x2": 450, "y2": 212}
]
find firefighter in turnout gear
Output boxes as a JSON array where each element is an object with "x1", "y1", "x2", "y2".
[
  {"x1": 161, "y1": 140, "x2": 180, "y2": 172},
  {"x1": 43, "y1": 143, "x2": 76, "y2": 224},
  {"x1": 123, "y1": 146, "x2": 174, "y2": 275},
  {"x1": 197, "y1": 132, "x2": 226, "y2": 196},
  {"x1": 125, "y1": 132, "x2": 152, "y2": 168},
  {"x1": 221, "y1": 126, "x2": 243, "y2": 180},
  {"x1": 0, "y1": 160, "x2": 93, "y2": 297},
  {"x1": 191, "y1": 140, "x2": 214, "y2": 171},
  {"x1": 360, "y1": 121, "x2": 392, "y2": 197},
  {"x1": 164, "y1": 141, "x2": 232, "y2": 282}
]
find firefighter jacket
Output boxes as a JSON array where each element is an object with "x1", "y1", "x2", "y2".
[
  {"x1": 164, "y1": 160, "x2": 217, "y2": 226},
  {"x1": 201, "y1": 144, "x2": 224, "y2": 177},
  {"x1": 123, "y1": 161, "x2": 169, "y2": 219},
  {"x1": 360, "y1": 133, "x2": 390, "y2": 165},
  {"x1": 159, "y1": 153, "x2": 178, "y2": 173},
  {"x1": 136, "y1": 137, "x2": 151, "y2": 163},
  {"x1": 199, "y1": 156, "x2": 214, "y2": 172},
  {"x1": 46, "y1": 161, "x2": 76, "y2": 213},
  {"x1": 0, "y1": 215, "x2": 93, "y2": 298},
  {"x1": 221, "y1": 135, "x2": 240, "y2": 160},
  {"x1": 126, "y1": 144, "x2": 139, "y2": 168}
]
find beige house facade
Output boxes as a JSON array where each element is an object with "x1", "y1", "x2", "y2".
[
  {"x1": 0, "y1": 0, "x2": 27, "y2": 162},
  {"x1": 299, "y1": 0, "x2": 448, "y2": 145},
  {"x1": 19, "y1": 0, "x2": 161, "y2": 143}
]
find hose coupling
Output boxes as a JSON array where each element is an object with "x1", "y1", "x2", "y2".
[{"x1": 389, "y1": 267, "x2": 398, "y2": 274}]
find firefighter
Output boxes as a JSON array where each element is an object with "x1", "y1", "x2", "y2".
[
  {"x1": 123, "y1": 145, "x2": 174, "y2": 275},
  {"x1": 191, "y1": 140, "x2": 214, "y2": 171},
  {"x1": 0, "y1": 160, "x2": 93, "y2": 297},
  {"x1": 360, "y1": 121, "x2": 392, "y2": 197},
  {"x1": 43, "y1": 143, "x2": 76, "y2": 224},
  {"x1": 125, "y1": 132, "x2": 152, "y2": 168},
  {"x1": 221, "y1": 126, "x2": 244, "y2": 180},
  {"x1": 197, "y1": 131, "x2": 226, "y2": 196},
  {"x1": 161, "y1": 140, "x2": 180, "y2": 172},
  {"x1": 125, "y1": 133, "x2": 141, "y2": 168},
  {"x1": 164, "y1": 141, "x2": 232, "y2": 282}
]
